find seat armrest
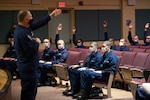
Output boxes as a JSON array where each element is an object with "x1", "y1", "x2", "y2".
[{"x1": 130, "y1": 68, "x2": 143, "y2": 72}]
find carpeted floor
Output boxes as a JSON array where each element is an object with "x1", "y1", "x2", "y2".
[{"x1": 11, "y1": 79, "x2": 134, "y2": 100}]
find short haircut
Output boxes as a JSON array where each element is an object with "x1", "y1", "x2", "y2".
[
  {"x1": 104, "y1": 41, "x2": 112, "y2": 47},
  {"x1": 91, "y1": 41, "x2": 98, "y2": 48},
  {"x1": 57, "y1": 39, "x2": 65, "y2": 45},
  {"x1": 17, "y1": 10, "x2": 29, "y2": 22},
  {"x1": 78, "y1": 38, "x2": 84, "y2": 44}
]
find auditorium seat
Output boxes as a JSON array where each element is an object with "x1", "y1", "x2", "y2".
[
  {"x1": 130, "y1": 53, "x2": 149, "y2": 77},
  {"x1": 112, "y1": 50, "x2": 124, "y2": 57},
  {"x1": 132, "y1": 48, "x2": 146, "y2": 53},
  {"x1": 112, "y1": 50, "x2": 124, "y2": 83},
  {"x1": 54, "y1": 51, "x2": 81, "y2": 84},
  {"x1": 67, "y1": 48, "x2": 79, "y2": 52},
  {"x1": 145, "y1": 49, "x2": 150, "y2": 53},
  {"x1": 130, "y1": 70, "x2": 150, "y2": 99},
  {"x1": 93, "y1": 56, "x2": 121, "y2": 98},
  {"x1": 78, "y1": 48, "x2": 90, "y2": 65},
  {"x1": 119, "y1": 52, "x2": 137, "y2": 86}
]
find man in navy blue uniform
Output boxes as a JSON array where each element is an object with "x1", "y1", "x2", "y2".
[
  {"x1": 103, "y1": 21, "x2": 117, "y2": 50},
  {"x1": 39, "y1": 38, "x2": 68, "y2": 86},
  {"x1": 54, "y1": 23, "x2": 68, "y2": 64},
  {"x1": 72, "y1": 26, "x2": 86, "y2": 48},
  {"x1": 14, "y1": 9, "x2": 62, "y2": 100},
  {"x1": 63, "y1": 42, "x2": 102, "y2": 97},
  {"x1": 7, "y1": 23, "x2": 16, "y2": 44},
  {"x1": 38, "y1": 38, "x2": 55, "y2": 86},
  {"x1": 0, "y1": 38, "x2": 17, "y2": 79},
  {"x1": 127, "y1": 23, "x2": 140, "y2": 46},
  {"x1": 115, "y1": 38, "x2": 130, "y2": 51},
  {"x1": 143, "y1": 23, "x2": 150, "y2": 46},
  {"x1": 72, "y1": 41, "x2": 118, "y2": 100}
]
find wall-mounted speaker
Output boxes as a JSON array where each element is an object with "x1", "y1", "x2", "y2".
[{"x1": 128, "y1": 0, "x2": 136, "y2": 6}]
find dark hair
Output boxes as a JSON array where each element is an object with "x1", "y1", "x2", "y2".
[
  {"x1": 78, "y1": 38, "x2": 84, "y2": 44},
  {"x1": 17, "y1": 10, "x2": 29, "y2": 22}
]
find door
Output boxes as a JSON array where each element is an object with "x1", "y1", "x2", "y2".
[{"x1": 48, "y1": 9, "x2": 74, "y2": 48}]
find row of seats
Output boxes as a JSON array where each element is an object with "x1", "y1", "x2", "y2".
[
  {"x1": 129, "y1": 46, "x2": 150, "y2": 53},
  {"x1": 51, "y1": 48, "x2": 121, "y2": 98},
  {"x1": 38, "y1": 48, "x2": 149, "y2": 97},
  {"x1": 112, "y1": 50, "x2": 150, "y2": 88}
]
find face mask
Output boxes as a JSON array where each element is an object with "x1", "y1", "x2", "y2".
[
  {"x1": 101, "y1": 47, "x2": 107, "y2": 53},
  {"x1": 134, "y1": 39, "x2": 138, "y2": 42},
  {"x1": 146, "y1": 39, "x2": 150, "y2": 43},
  {"x1": 58, "y1": 45, "x2": 63, "y2": 49},
  {"x1": 11, "y1": 41, "x2": 14, "y2": 46},
  {"x1": 44, "y1": 43, "x2": 49, "y2": 48},
  {"x1": 29, "y1": 19, "x2": 34, "y2": 26},
  {"x1": 77, "y1": 43, "x2": 81, "y2": 46},
  {"x1": 119, "y1": 42, "x2": 124, "y2": 46},
  {"x1": 89, "y1": 47, "x2": 95, "y2": 53}
]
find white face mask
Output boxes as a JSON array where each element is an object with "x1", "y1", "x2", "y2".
[
  {"x1": 44, "y1": 43, "x2": 49, "y2": 48},
  {"x1": 89, "y1": 47, "x2": 95, "y2": 53},
  {"x1": 134, "y1": 39, "x2": 138, "y2": 42},
  {"x1": 11, "y1": 41, "x2": 14, "y2": 46},
  {"x1": 119, "y1": 42, "x2": 124, "y2": 46},
  {"x1": 77, "y1": 43, "x2": 81, "y2": 46},
  {"x1": 58, "y1": 45, "x2": 63, "y2": 49},
  {"x1": 101, "y1": 47, "x2": 107, "y2": 53}
]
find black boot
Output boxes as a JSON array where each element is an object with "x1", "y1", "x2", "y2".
[
  {"x1": 77, "y1": 89, "x2": 89, "y2": 100},
  {"x1": 66, "y1": 85, "x2": 80, "y2": 96}
]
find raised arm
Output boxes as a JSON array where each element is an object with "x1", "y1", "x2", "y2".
[
  {"x1": 55, "y1": 23, "x2": 62, "y2": 48},
  {"x1": 127, "y1": 23, "x2": 134, "y2": 45},
  {"x1": 144, "y1": 23, "x2": 149, "y2": 44},
  {"x1": 30, "y1": 9, "x2": 62, "y2": 31},
  {"x1": 103, "y1": 21, "x2": 109, "y2": 40},
  {"x1": 72, "y1": 26, "x2": 77, "y2": 46}
]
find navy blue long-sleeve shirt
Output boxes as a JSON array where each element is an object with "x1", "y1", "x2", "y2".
[
  {"x1": 115, "y1": 45, "x2": 130, "y2": 51},
  {"x1": 14, "y1": 15, "x2": 51, "y2": 74},
  {"x1": 54, "y1": 33, "x2": 68, "y2": 64},
  {"x1": 128, "y1": 31, "x2": 140, "y2": 46},
  {"x1": 3, "y1": 46, "x2": 17, "y2": 58},
  {"x1": 41, "y1": 48, "x2": 55, "y2": 61},
  {"x1": 97, "y1": 51, "x2": 118, "y2": 75},
  {"x1": 72, "y1": 34, "x2": 86, "y2": 48},
  {"x1": 82, "y1": 51, "x2": 102, "y2": 69}
]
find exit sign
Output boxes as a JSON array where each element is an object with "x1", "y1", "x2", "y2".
[{"x1": 58, "y1": 1, "x2": 66, "y2": 8}]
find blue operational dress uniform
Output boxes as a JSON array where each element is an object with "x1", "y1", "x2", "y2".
[
  {"x1": 39, "y1": 47, "x2": 68, "y2": 84},
  {"x1": 0, "y1": 45, "x2": 17, "y2": 76},
  {"x1": 39, "y1": 48, "x2": 55, "y2": 84},
  {"x1": 39, "y1": 33, "x2": 68, "y2": 85},
  {"x1": 115, "y1": 45, "x2": 130, "y2": 51},
  {"x1": 72, "y1": 34, "x2": 86, "y2": 48},
  {"x1": 128, "y1": 31, "x2": 140, "y2": 46},
  {"x1": 136, "y1": 87, "x2": 150, "y2": 100},
  {"x1": 68, "y1": 51, "x2": 102, "y2": 94},
  {"x1": 80, "y1": 51, "x2": 118, "y2": 93},
  {"x1": 14, "y1": 15, "x2": 51, "y2": 100}
]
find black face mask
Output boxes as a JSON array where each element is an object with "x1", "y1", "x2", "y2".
[{"x1": 29, "y1": 19, "x2": 34, "y2": 26}]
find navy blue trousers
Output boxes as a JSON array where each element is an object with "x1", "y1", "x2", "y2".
[
  {"x1": 20, "y1": 73, "x2": 38, "y2": 100},
  {"x1": 136, "y1": 88, "x2": 150, "y2": 100}
]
